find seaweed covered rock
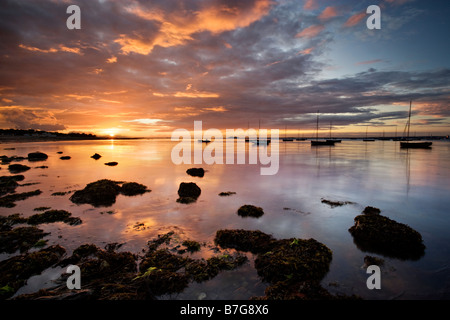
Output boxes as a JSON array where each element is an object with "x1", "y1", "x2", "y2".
[
  {"x1": 70, "y1": 179, "x2": 121, "y2": 206},
  {"x1": 0, "y1": 175, "x2": 24, "y2": 196},
  {"x1": 321, "y1": 198, "x2": 355, "y2": 208},
  {"x1": 349, "y1": 210, "x2": 425, "y2": 260},
  {"x1": 0, "y1": 245, "x2": 66, "y2": 299},
  {"x1": 0, "y1": 214, "x2": 28, "y2": 232},
  {"x1": 120, "y1": 182, "x2": 150, "y2": 196},
  {"x1": 27, "y1": 210, "x2": 82, "y2": 226},
  {"x1": 254, "y1": 238, "x2": 333, "y2": 283},
  {"x1": 362, "y1": 206, "x2": 381, "y2": 215},
  {"x1": 0, "y1": 226, "x2": 50, "y2": 253},
  {"x1": 0, "y1": 189, "x2": 42, "y2": 208},
  {"x1": 8, "y1": 164, "x2": 30, "y2": 174},
  {"x1": 214, "y1": 229, "x2": 337, "y2": 300},
  {"x1": 186, "y1": 168, "x2": 205, "y2": 177},
  {"x1": 237, "y1": 204, "x2": 264, "y2": 218},
  {"x1": 27, "y1": 152, "x2": 48, "y2": 161},
  {"x1": 69, "y1": 179, "x2": 150, "y2": 207},
  {"x1": 177, "y1": 182, "x2": 201, "y2": 204},
  {"x1": 214, "y1": 229, "x2": 276, "y2": 254}
]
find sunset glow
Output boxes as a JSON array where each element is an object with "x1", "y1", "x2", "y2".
[{"x1": 0, "y1": 0, "x2": 448, "y2": 137}]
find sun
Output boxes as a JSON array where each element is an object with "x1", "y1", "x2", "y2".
[{"x1": 103, "y1": 128, "x2": 118, "y2": 138}]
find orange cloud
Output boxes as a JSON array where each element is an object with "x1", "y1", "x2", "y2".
[
  {"x1": 303, "y1": 0, "x2": 318, "y2": 10},
  {"x1": 344, "y1": 12, "x2": 366, "y2": 27},
  {"x1": 298, "y1": 47, "x2": 314, "y2": 55},
  {"x1": 174, "y1": 91, "x2": 219, "y2": 98},
  {"x1": 107, "y1": 56, "x2": 117, "y2": 63},
  {"x1": 119, "y1": 0, "x2": 273, "y2": 54},
  {"x1": 295, "y1": 25, "x2": 325, "y2": 38},
  {"x1": 319, "y1": 7, "x2": 338, "y2": 21},
  {"x1": 19, "y1": 44, "x2": 81, "y2": 54}
]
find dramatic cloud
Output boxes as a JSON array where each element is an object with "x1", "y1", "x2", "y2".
[{"x1": 0, "y1": 0, "x2": 448, "y2": 136}]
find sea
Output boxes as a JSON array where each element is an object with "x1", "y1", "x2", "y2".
[{"x1": 1, "y1": 138, "x2": 450, "y2": 300}]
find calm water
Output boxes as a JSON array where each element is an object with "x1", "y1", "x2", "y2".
[{"x1": 1, "y1": 138, "x2": 450, "y2": 300}]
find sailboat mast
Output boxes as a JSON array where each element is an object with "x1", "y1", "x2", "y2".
[
  {"x1": 329, "y1": 121, "x2": 332, "y2": 139},
  {"x1": 316, "y1": 110, "x2": 319, "y2": 141},
  {"x1": 407, "y1": 100, "x2": 412, "y2": 140}
]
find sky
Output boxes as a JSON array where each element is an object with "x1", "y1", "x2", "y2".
[{"x1": 0, "y1": 0, "x2": 449, "y2": 137}]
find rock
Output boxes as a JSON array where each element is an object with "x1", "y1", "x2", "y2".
[
  {"x1": 186, "y1": 168, "x2": 205, "y2": 177},
  {"x1": 120, "y1": 182, "x2": 150, "y2": 196},
  {"x1": 27, "y1": 152, "x2": 48, "y2": 161},
  {"x1": 362, "y1": 206, "x2": 381, "y2": 215},
  {"x1": 56, "y1": 151, "x2": 63, "y2": 154},
  {"x1": 348, "y1": 212, "x2": 425, "y2": 260},
  {"x1": 8, "y1": 164, "x2": 30, "y2": 173},
  {"x1": 70, "y1": 179, "x2": 122, "y2": 207},
  {"x1": 177, "y1": 182, "x2": 201, "y2": 203},
  {"x1": 104, "y1": 162, "x2": 118, "y2": 166},
  {"x1": 59, "y1": 156, "x2": 71, "y2": 160},
  {"x1": 70, "y1": 179, "x2": 150, "y2": 207},
  {"x1": 237, "y1": 204, "x2": 264, "y2": 218},
  {"x1": 91, "y1": 153, "x2": 102, "y2": 160},
  {"x1": 218, "y1": 191, "x2": 236, "y2": 196}
]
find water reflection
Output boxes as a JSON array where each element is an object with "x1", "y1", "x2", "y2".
[{"x1": 0, "y1": 139, "x2": 450, "y2": 299}]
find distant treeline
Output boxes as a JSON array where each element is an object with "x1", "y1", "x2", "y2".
[{"x1": 0, "y1": 129, "x2": 97, "y2": 138}]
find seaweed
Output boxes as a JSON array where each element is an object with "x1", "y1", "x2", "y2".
[
  {"x1": 0, "y1": 189, "x2": 42, "y2": 208},
  {"x1": 218, "y1": 191, "x2": 236, "y2": 196},
  {"x1": 321, "y1": 198, "x2": 355, "y2": 208},
  {"x1": 0, "y1": 226, "x2": 50, "y2": 253},
  {"x1": 0, "y1": 245, "x2": 66, "y2": 299},
  {"x1": 182, "y1": 240, "x2": 201, "y2": 253},
  {"x1": 214, "y1": 229, "x2": 276, "y2": 254},
  {"x1": 27, "y1": 209, "x2": 82, "y2": 226},
  {"x1": 0, "y1": 175, "x2": 24, "y2": 196}
]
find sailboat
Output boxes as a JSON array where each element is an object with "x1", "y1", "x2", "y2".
[
  {"x1": 253, "y1": 120, "x2": 271, "y2": 145},
  {"x1": 326, "y1": 121, "x2": 341, "y2": 143},
  {"x1": 400, "y1": 101, "x2": 432, "y2": 148},
  {"x1": 311, "y1": 111, "x2": 335, "y2": 146},
  {"x1": 363, "y1": 126, "x2": 375, "y2": 142},
  {"x1": 282, "y1": 125, "x2": 294, "y2": 141}
]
